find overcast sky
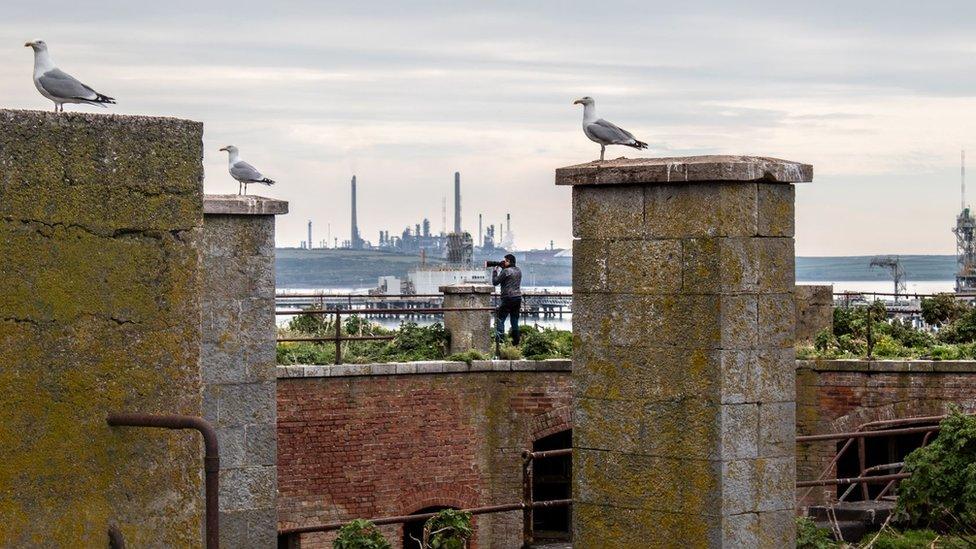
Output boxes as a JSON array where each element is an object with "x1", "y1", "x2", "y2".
[{"x1": 4, "y1": 1, "x2": 976, "y2": 255}]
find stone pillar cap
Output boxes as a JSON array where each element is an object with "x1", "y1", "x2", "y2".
[
  {"x1": 203, "y1": 194, "x2": 289, "y2": 215},
  {"x1": 555, "y1": 155, "x2": 813, "y2": 186},
  {"x1": 439, "y1": 283, "x2": 494, "y2": 294}
]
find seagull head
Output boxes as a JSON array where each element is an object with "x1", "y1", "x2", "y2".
[
  {"x1": 573, "y1": 96, "x2": 594, "y2": 106},
  {"x1": 219, "y1": 145, "x2": 239, "y2": 154},
  {"x1": 24, "y1": 40, "x2": 47, "y2": 52}
]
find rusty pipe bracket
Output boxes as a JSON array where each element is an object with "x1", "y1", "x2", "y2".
[{"x1": 106, "y1": 412, "x2": 220, "y2": 549}]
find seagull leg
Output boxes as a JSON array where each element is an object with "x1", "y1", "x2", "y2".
[
  {"x1": 238, "y1": 181, "x2": 242, "y2": 195},
  {"x1": 600, "y1": 145, "x2": 605, "y2": 162},
  {"x1": 244, "y1": 183, "x2": 248, "y2": 196}
]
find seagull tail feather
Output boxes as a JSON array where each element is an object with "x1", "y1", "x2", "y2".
[
  {"x1": 629, "y1": 139, "x2": 649, "y2": 150},
  {"x1": 259, "y1": 178, "x2": 276, "y2": 186},
  {"x1": 93, "y1": 93, "x2": 116, "y2": 105}
]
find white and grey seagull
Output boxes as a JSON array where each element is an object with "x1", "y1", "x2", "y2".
[
  {"x1": 573, "y1": 96, "x2": 648, "y2": 161},
  {"x1": 25, "y1": 40, "x2": 116, "y2": 113},
  {"x1": 219, "y1": 145, "x2": 276, "y2": 195}
]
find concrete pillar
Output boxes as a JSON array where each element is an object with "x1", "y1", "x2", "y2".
[
  {"x1": 795, "y1": 285, "x2": 834, "y2": 344},
  {"x1": 559, "y1": 156, "x2": 812, "y2": 548},
  {"x1": 201, "y1": 194, "x2": 288, "y2": 547},
  {"x1": 440, "y1": 284, "x2": 493, "y2": 355}
]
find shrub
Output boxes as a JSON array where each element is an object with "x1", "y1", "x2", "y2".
[
  {"x1": 938, "y1": 307, "x2": 976, "y2": 344},
  {"x1": 446, "y1": 350, "x2": 487, "y2": 364},
  {"x1": 498, "y1": 344, "x2": 522, "y2": 360},
  {"x1": 795, "y1": 516, "x2": 836, "y2": 548},
  {"x1": 420, "y1": 509, "x2": 472, "y2": 549},
  {"x1": 334, "y1": 519, "x2": 390, "y2": 549},
  {"x1": 896, "y1": 411, "x2": 976, "y2": 531},
  {"x1": 385, "y1": 322, "x2": 449, "y2": 361},
  {"x1": 921, "y1": 294, "x2": 967, "y2": 326}
]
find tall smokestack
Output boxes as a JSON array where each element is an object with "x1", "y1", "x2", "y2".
[
  {"x1": 454, "y1": 171, "x2": 461, "y2": 234},
  {"x1": 963, "y1": 150, "x2": 967, "y2": 212},
  {"x1": 351, "y1": 175, "x2": 359, "y2": 249},
  {"x1": 308, "y1": 220, "x2": 312, "y2": 250},
  {"x1": 506, "y1": 213, "x2": 511, "y2": 238},
  {"x1": 478, "y1": 213, "x2": 483, "y2": 248}
]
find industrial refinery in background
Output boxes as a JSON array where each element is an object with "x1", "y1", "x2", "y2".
[{"x1": 288, "y1": 170, "x2": 567, "y2": 294}]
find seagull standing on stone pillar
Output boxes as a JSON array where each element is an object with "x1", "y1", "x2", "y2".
[
  {"x1": 219, "y1": 145, "x2": 276, "y2": 195},
  {"x1": 24, "y1": 40, "x2": 116, "y2": 113},
  {"x1": 573, "y1": 96, "x2": 648, "y2": 161}
]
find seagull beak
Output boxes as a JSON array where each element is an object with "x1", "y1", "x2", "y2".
[
  {"x1": 573, "y1": 99, "x2": 583, "y2": 105},
  {"x1": 24, "y1": 42, "x2": 33, "y2": 48},
  {"x1": 218, "y1": 147, "x2": 228, "y2": 152}
]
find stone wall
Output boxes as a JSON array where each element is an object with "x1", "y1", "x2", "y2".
[
  {"x1": 276, "y1": 360, "x2": 573, "y2": 548},
  {"x1": 201, "y1": 195, "x2": 288, "y2": 547},
  {"x1": 796, "y1": 359, "x2": 976, "y2": 506},
  {"x1": 795, "y1": 285, "x2": 833, "y2": 343},
  {"x1": 0, "y1": 110, "x2": 205, "y2": 546},
  {"x1": 561, "y1": 156, "x2": 811, "y2": 548}
]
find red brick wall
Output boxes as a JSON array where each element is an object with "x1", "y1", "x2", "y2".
[
  {"x1": 796, "y1": 360, "x2": 976, "y2": 506},
  {"x1": 277, "y1": 367, "x2": 572, "y2": 548}
]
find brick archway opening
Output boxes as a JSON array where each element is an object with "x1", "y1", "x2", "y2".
[
  {"x1": 402, "y1": 506, "x2": 455, "y2": 549},
  {"x1": 532, "y1": 429, "x2": 572, "y2": 542}
]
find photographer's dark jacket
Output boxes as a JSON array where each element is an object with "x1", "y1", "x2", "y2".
[{"x1": 492, "y1": 266, "x2": 523, "y2": 298}]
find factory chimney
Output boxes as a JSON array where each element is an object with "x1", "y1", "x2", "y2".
[
  {"x1": 307, "y1": 220, "x2": 312, "y2": 250},
  {"x1": 963, "y1": 150, "x2": 967, "y2": 212},
  {"x1": 478, "y1": 213, "x2": 483, "y2": 248},
  {"x1": 454, "y1": 172, "x2": 461, "y2": 234},
  {"x1": 350, "y1": 175, "x2": 361, "y2": 249},
  {"x1": 506, "y1": 213, "x2": 511, "y2": 238}
]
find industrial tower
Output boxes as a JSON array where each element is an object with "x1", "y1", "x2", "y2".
[
  {"x1": 350, "y1": 175, "x2": 364, "y2": 249},
  {"x1": 869, "y1": 256, "x2": 906, "y2": 299},
  {"x1": 954, "y1": 150, "x2": 976, "y2": 293}
]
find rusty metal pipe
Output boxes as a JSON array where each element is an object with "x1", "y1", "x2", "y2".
[
  {"x1": 106, "y1": 413, "x2": 219, "y2": 549},
  {"x1": 797, "y1": 473, "x2": 910, "y2": 488},
  {"x1": 796, "y1": 425, "x2": 939, "y2": 443},
  {"x1": 521, "y1": 448, "x2": 572, "y2": 460},
  {"x1": 279, "y1": 499, "x2": 572, "y2": 536}
]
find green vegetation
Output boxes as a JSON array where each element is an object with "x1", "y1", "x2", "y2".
[
  {"x1": 796, "y1": 517, "x2": 837, "y2": 549},
  {"x1": 798, "y1": 300, "x2": 976, "y2": 359},
  {"x1": 333, "y1": 519, "x2": 391, "y2": 549},
  {"x1": 796, "y1": 517, "x2": 971, "y2": 548},
  {"x1": 277, "y1": 314, "x2": 572, "y2": 365},
  {"x1": 416, "y1": 509, "x2": 472, "y2": 549},
  {"x1": 896, "y1": 411, "x2": 976, "y2": 533}
]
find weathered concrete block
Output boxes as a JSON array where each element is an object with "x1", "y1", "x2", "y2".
[
  {"x1": 572, "y1": 185, "x2": 644, "y2": 239},
  {"x1": 217, "y1": 382, "x2": 275, "y2": 427},
  {"x1": 245, "y1": 423, "x2": 277, "y2": 466},
  {"x1": 564, "y1": 155, "x2": 808, "y2": 546},
  {"x1": 219, "y1": 466, "x2": 277, "y2": 511},
  {"x1": 0, "y1": 110, "x2": 205, "y2": 547},
  {"x1": 758, "y1": 183, "x2": 795, "y2": 237},
  {"x1": 645, "y1": 183, "x2": 758, "y2": 238},
  {"x1": 607, "y1": 240, "x2": 681, "y2": 294},
  {"x1": 572, "y1": 239, "x2": 609, "y2": 293},
  {"x1": 440, "y1": 284, "x2": 493, "y2": 355},
  {"x1": 795, "y1": 284, "x2": 834, "y2": 343},
  {"x1": 758, "y1": 509, "x2": 797, "y2": 548}
]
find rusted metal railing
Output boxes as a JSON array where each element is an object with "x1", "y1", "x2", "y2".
[{"x1": 106, "y1": 413, "x2": 220, "y2": 549}]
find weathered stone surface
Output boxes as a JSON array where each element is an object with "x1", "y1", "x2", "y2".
[
  {"x1": 758, "y1": 509, "x2": 797, "y2": 548},
  {"x1": 203, "y1": 194, "x2": 289, "y2": 215},
  {"x1": 566, "y1": 154, "x2": 803, "y2": 546},
  {"x1": 440, "y1": 284, "x2": 493, "y2": 355},
  {"x1": 572, "y1": 185, "x2": 644, "y2": 239},
  {"x1": 607, "y1": 240, "x2": 681, "y2": 293},
  {"x1": 0, "y1": 110, "x2": 203, "y2": 547},
  {"x1": 201, "y1": 207, "x2": 284, "y2": 547},
  {"x1": 646, "y1": 183, "x2": 759, "y2": 238},
  {"x1": 556, "y1": 155, "x2": 813, "y2": 186},
  {"x1": 758, "y1": 183, "x2": 795, "y2": 237},
  {"x1": 795, "y1": 284, "x2": 833, "y2": 343}
]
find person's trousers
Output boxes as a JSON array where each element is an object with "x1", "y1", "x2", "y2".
[{"x1": 495, "y1": 297, "x2": 522, "y2": 344}]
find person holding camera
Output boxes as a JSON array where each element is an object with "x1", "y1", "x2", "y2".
[{"x1": 490, "y1": 253, "x2": 523, "y2": 345}]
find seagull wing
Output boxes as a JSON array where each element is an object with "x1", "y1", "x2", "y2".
[
  {"x1": 230, "y1": 160, "x2": 266, "y2": 182},
  {"x1": 38, "y1": 68, "x2": 100, "y2": 101},
  {"x1": 586, "y1": 118, "x2": 638, "y2": 144}
]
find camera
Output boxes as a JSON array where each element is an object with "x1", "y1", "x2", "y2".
[{"x1": 485, "y1": 260, "x2": 505, "y2": 268}]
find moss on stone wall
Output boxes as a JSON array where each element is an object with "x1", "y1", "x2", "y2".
[{"x1": 0, "y1": 110, "x2": 204, "y2": 547}]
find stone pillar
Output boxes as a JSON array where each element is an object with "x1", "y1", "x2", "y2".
[
  {"x1": 440, "y1": 283, "x2": 493, "y2": 355},
  {"x1": 201, "y1": 194, "x2": 288, "y2": 547},
  {"x1": 795, "y1": 285, "x2": 834, "y2": 343},
  {"x1": 559, "y1": 156, "x2": 812, "y2": 548},
  {"x1": 0, "y1": 110, "x2": 204, "y2": 546}
]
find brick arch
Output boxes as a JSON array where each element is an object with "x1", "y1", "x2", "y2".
[
  {"x1": 395, "y1": 488, "x2": 478, "y2": 518},
  {"x1": 529, "y1": 405, "x2": 572, "y2": 442},
  {"x1": 828, "y1": 399, "x2": 960, "y2": 434}
]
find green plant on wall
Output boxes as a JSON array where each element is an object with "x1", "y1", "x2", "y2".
[
  {"x1": 334, "y1": 519, "x2": 391, "y2": 549},
  {"x1": 895, "y1": 410, "x2": 976, "y2": 532},
  {"x1": 415, "y1": 509, "x2": 473, "y2": 549}
]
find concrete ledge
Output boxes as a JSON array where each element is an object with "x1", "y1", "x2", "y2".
[
  {"x1": 555, "y1": 155, "x2": 813, "y2": 186},
  {"x1": 439, "y1": 283, "x2": 494, "y2": 294},
  {"x1": 204, "y1": 194, "x2": 288, "y2": 215},
  {"x1": 797, "y1": 359, "x2": 976, "y2": 373},
  {"x1": 277, "y1": 359, "x2": 572, "y2": 379}
]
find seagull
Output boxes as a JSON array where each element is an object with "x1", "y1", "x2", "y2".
[
  {"x1": 24, "y1": 40, "x2": 116, "y2": 113},
  {"x1": 219, "y1": 146, "x2": 276, "y2": 195},
  {"x1": 573, "y1": 96, "x2": 648, "y2": 161}
]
